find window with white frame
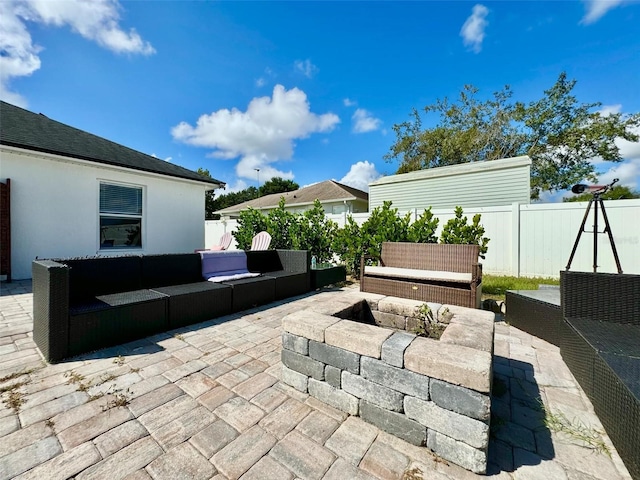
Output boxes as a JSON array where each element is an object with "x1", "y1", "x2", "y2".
[{"x1": 99, "y1": 182, "x2": 143, "y2": 249}]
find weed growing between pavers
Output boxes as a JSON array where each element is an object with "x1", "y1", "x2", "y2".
[
  {"x1": 65, "y1": 371, "x2": 92, "y2": 392},
  {"x1": 102, "y1": 386, "x2": 133, "y2": 411},
  {"x1": 64, "y1": 369, "x2": 134, "y2": 407},
  {"x1": 0, "y1": 366, "x2": 43, "y2": 413},
  {"x1": 537, "y1": 400, "x2": 611, "y2": 457}
]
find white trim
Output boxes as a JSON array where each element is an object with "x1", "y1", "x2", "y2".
[
  {"x1": 97, "y1": 180, "x2": 145, "y2": 252},
  {"x1": 0, "y1": 144, "x2": 223, "y2": 190},
  {"x1": 369, "y1": 155, "x2": 532, "y2": 187}
]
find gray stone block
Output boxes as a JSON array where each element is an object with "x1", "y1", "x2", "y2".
[
  {"x1": 430, "y1": 379, "x2": 491, "y2": 421},
  {"x1": 308, "y1": 379, "x2": 358, "y2": 415},
  {"x1": 281, "y1": 349, "x2": 324, "y2": 380},
  {"x1": 404, "y1": 396, "x2": 489, "y2": 449},
  {"x1": 309, "y1": 341, "x2": 360, "y2": 374},
  {"x1": 342, "y1": 371, "x2": 404, "y2": 412},
  {"x1": 359, "y1": 400, "x2": 426, "y2": 447},
  {"x1": 360, "y1": 356, "x2": 429, "y2": 400},
  {"x1": 325, "y1": 365, "x2": 341, "y2": 389},
  {"x1": 371, "y1": 311, "x2": 406, "y2": 330},
  {"x1": 381, "y1": 332, "x2": 416, "y2": 368},
  {"x1": 281, "y1": 365, "x2": 309, "y2": 393},
  {"x1": 427, "y1": 430, "x2": 487, "y2": 474},
  {"x1": 282, "y1": 332, "x2": 309, "y2": 355}
]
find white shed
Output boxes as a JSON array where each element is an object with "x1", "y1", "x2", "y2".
[
  {"x1": 369, "y1": 156, "x2": 531, "y2": 211},
  {"x1": 0, "y1": 101, "x2": 225, "y2": 280}
]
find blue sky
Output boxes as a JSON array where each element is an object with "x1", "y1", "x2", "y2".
[{"x1": 2, "y1": 1, "x2": 639, "y2": 200}]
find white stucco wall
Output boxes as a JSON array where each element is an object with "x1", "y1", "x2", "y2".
[{"x1": 1, "y1": 146, "x2": 211, "y2": 280}]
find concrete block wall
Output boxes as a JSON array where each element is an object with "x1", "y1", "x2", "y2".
[{"x1": 280, "y1": 297, "x2": 494, "y2": 474}]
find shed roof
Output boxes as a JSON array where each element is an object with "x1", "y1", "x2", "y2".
[
  {"x1": 217, "y1": 180, "x2": 368, "y2": 214},
  {"x1": 0, "y1": 101, "x2": 224, "y2": 187}
]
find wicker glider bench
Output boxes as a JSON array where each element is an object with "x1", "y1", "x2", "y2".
[
  {"x1": 360, "y1": 242, "x2": 482, "y2": 308},
  {"x1": 33, "y1": 249, "x2": 310, "y2": 362}
]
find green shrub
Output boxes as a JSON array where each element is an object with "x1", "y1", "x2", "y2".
[
  {"x1": 407, "y1": 207, "x2": 439, "y2": 243},
  {"x1": 332, "y1": 215, "x2": 362, "y2": 276},
  {"x1": 267, "y1": 198, "x2": 298, "y2": 249},
  {"x1": 440, "y1": 206, "x2": 490, "y2": 258},
  {"x1": 295, "y1": 200, "x2": 338, "y2": 263},
  {"x1": 234, "y1": 207, "x2": 268, "y2": 250}
]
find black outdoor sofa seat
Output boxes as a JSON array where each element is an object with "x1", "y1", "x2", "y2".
[
  {"x1": 507, "y1": 271, "x2": 640, "y2": 480},
  {"x1": 33, "y1": 249, "x2": 310, "y2": 363}
]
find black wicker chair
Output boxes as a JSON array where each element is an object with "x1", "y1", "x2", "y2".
[{"x1": 560, "y1": 271, "x2": 640, "y2": 480}]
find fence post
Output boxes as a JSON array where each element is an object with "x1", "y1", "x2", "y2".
[{"x1": 511, "y1": 202, "x2": 521, "y2": 277}]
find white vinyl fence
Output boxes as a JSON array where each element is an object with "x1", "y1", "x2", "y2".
[{"x1": 205, "y1": 199, "x2": 640, "y2": 278}]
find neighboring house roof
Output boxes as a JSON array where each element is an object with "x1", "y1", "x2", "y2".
[
  {"x1": 0, "y1": 101, "x2": 224, "y2": 187},
  {"x1": 216, "y1": 180, "x2": 368, "y2": 215}
]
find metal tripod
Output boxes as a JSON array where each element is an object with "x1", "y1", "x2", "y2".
[{"x1": 565, "y1": 190, "x2": 623, "y2": 274}]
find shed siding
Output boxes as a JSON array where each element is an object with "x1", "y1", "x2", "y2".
[{"x1": 369, "y1": 157, "x2": 531, "y2": 211}]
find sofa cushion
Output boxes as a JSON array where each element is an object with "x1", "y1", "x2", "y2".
[
  {"x1": 63, "y1": 256, "x2": 142, "y2": 304},
  {"x1": 246, "y1": 250, "x2": 283, "y2": 273},
  {"x1": 201, "y1": 250, "x2": 259, "y2": 282},
  {"x1": 364, "y1": 266, "x2": 472, "y2": 283},
  {"x1": 141, "y1": 253, "x2": 202, "y2": 288}
]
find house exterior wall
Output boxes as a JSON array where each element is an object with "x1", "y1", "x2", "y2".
[
  {"x1": 1, "y1": 147, "x2": 208, "y2": 279},
  {"x1": 369, "y1": 156, "x2": 531, "y2": 211}
]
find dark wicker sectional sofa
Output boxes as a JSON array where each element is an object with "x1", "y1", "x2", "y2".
[
  {"x1": 33, "y1": 250, "x2": 310, "y2": 362},
  {"x1": 506, "y1": 271, "x2": 640, "y2": 480}
]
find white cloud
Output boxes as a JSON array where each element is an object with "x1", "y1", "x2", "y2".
[
  {"x1": 222, "y1": 179, "x2": 250, "y2": 194},
  {"x1": 352, "y1": 108, "x2": 382, "y2": 133},
  {"x1": 172, "y1": 84, "x2": 340, "y2": 182},
  {"x1": 294, "y1": 59, "x2": 318, "y2": 78},
  {"x1": 150, "y1": 154, "x2": 173, "y2": 162},
  {"x1": 255, "y1": 77, "x2": 266, "y2": 87},
  {"x1": 0, "y1": 0, "x2": 154, "y2": 106},
  {"x1": 343, "y1": 98, "x2": 357, "y2": 107},
  {"x1": 581, "y1": 0, "x2": 625, "y2": 24},
  {"x1": 460, "y1": 4, "x2": 489, "y2": 53},
  {"x1": 339, "y1": 161, "x2": 381, "y2": 192}
]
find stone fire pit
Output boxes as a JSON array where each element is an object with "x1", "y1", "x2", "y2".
[{"x1": 280, "y1": 292, "x2": 494, "y2": 474}]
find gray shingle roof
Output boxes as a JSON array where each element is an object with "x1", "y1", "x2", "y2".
[
  {"x1": 217, "y1": 180, "x2": 368, "y2": 214},
  {"x1": 0, "y1": 101, "x2": 224, "y2": 187}
]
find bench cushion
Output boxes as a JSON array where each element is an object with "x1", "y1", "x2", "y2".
[{"x1": 364, "y1": 266, "x2": 472, "y2": 283}]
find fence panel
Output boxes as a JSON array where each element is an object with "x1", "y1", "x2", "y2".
[{"x1": 205, "y1": 199, "x2": 640, "y2": 278}]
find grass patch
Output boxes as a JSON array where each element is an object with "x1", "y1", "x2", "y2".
[{"x1": 482, "y1": 274, "x2": 559, "y2": 302}]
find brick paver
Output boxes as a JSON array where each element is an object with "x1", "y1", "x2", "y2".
[{"x1": 0, "y1": 280, "x2": 634, "y2": 480}]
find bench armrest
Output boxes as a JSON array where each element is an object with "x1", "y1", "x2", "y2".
[{"x1": 473, "y1": 263, "x2": 482, "y2": 283}]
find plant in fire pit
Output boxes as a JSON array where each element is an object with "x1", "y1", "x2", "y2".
[{"x1": 413, "y1": 303, "x2": 447, "y2": 339}]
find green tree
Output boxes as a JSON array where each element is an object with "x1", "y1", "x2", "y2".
[
  {"x1": 210, "y1": 186, "x2": 259, "y2": 217},
  {"x1": 259, "y1": 177, "x2": 299, "y2": 197},
  {"x1": 385, "y1": 73, "x2": 640, "y2": 199},
  {"x1": 563, "y1": 185, "x2": 640, "y2": 202},
  {"x1": 197, "y1": 168, "x2": 218, "y2": 220}
]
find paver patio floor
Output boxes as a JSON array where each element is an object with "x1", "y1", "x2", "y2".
[{"x1": 0, "y1": 281, "x2": 633, "y2": 480}]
